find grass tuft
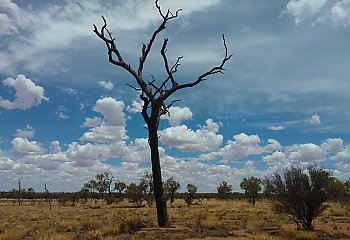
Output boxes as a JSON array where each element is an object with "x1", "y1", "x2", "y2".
[
  {"x1": 281, "y1": 226, "x2": 317, "y2": 240},
  {"x1": 118, "y1": 215, "x2": 143, "y2": 234}
]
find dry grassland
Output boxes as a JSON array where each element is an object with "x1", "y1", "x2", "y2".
[{"x1": 0, "y1": 198, "x2": 349, "y2": 240}]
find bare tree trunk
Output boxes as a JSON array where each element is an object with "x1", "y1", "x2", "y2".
[
  {"x1": 18, "y1": 177, "x2": 23, "y2": 206},
  {"x1": 148, "y1": 123, "x2": 168, "y2": 227}
]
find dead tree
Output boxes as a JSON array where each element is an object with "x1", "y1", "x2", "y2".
[
  {"x1": 93, "y1": 0, "x2": 232, "y2": 227},
  {"x1": 18, "y1": 177, "x2": 23, "y2": 206},
  {"x1": 44, "y1": 184, "x2": 52, "y2": 211}
]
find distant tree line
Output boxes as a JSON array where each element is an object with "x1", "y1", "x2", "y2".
[{"x1": 2, "y1": 166, "x2": 349, "y2": 231}]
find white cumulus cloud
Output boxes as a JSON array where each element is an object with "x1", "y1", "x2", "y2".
[
  {"x1": 93, "y1": 97, "x2": 125, "y2": 126},
  {"x1": 330, "y1": 0, "x2": 350, "y2": 26},
  {"x1": 161, "y1": 106, "x2": 193, "y2": 126},
  {"x1": 11, "y1": 137, "x2": 46, "y2": 156},
  {"x1": 126, "y1": 98, "x2": 143, "y2": 113},
  {"x1": 0, "y1": 74, "x2": 49, "y2": 110},
  {"x1": 284, "y1": 0, "x2": 350, "y2": 27},
  {"x1": 197, "y1": 133, "x2": 282, "y2": 162},
  {"x1": 321, "y1": 138, "x2": 344, "y2": 153},
  {"x1": 307, "y1": 114, "x2": 321, "y2": 125},
  {"x1": 331, "y1": 146, "x2": 350, "y2": 163},
  {"x1": 13, "y1": 124, "x2": 35, "y2": 139},
  {"x1": 262, "y1": 151, "x2": 287, "y2": 165},
  {"x1": 287, "y1": 143, "x2": 326, "y2": 162},
  {"x1": 285, "y1": 0, "x2": 329, "y2": 24},
  {"x1": 80, "y1": 124, "x2": 128, "y2": 143},
  {"x1": 98, "y1": 81, "x2": 114, "y2": 90},
  {"x1": 66, "y1": 142, "x2": 108, "y2": 167},
  {"x1": 200, "y1": 119, "x2": 221, "y2": 133},
  {"x1": 159, "y1": 121, "x2": 223, "y2": 152},
  {"x1": 81, "y1": 117, "x2": 103, "y2": 128}
]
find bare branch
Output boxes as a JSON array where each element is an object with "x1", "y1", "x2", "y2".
[
  {"x1": 138, "y1": 1, "x2": 182, "y2": 77},
  {"x1": 156, "y1": 0, "x2": 182, "y2": 20},
  {"x1": 167, "y1": 99, "x2": 181, "y2": 109},
  {"x1": 179, "y1": 34, "x2": 232, "y2": 88},
  {"x1": 126, "y1": 84, "x2": 141, "y2": 91},
  {"x1": 160, "y1": 34, "x2": 232, "y2": 102},
  {"x1": 170, "y1": 56, "x2": 183, "y2": 75},
  {"x1": 160, "y1": 38, "x2": 182, "y2": 87},
  {"x1": 93, "y1": 16, "x2": 154, "y2": 99}
]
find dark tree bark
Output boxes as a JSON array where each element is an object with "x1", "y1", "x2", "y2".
[
  {"x1": 18, "y1": 177, "x2": 23, "y2": 206},
  {"x1": 93, "y1": 0, "x2": 232, "y2": 227}
]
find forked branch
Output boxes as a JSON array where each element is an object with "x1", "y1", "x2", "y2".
[
  {"x1": 160, "y1": 38, "x2": 183, "y2": 87},
  {"x1": 138, "y1": 0, "x2": 182, "y2": 76},
  {"x1": 159, "y1": 34, "x2": 232, "y2": 102}
]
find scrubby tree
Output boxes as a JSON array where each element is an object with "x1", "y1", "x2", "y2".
[
  {"x1": 26, "y1": 187, "x2": 35, "y2": 199},
  {"x1": 240, "y1": 177, "x2": 261, "y2": 205},
  {"x1": 95, "y1": 172, "x2": 114, "y2": 204},
  {"x1": 140, "y1": 171, "x2": 154, "y2": 206},
  {"x1": 345, "y1": 178, "x2": 350, "y2": 196},
  {"x1": 93, "y1": 0, "x2": 231, "y2": 227},
  {"x1": 264, "y1": 166, "x2": 331, "y2": 230},
  {"x1": 342, "y1": 178, "x2": 350, "y2": 205},
  {"x1": 79, "y1": 187, "x2": 90, "y2": 201},
  {"x1": 185, "y1": 183, "x2": 198, "y2": 206},
  {"x1": 114, "y1": 181, "x2": 127, "y2": 195},
  {"x1": 82, "y1": 179, "x2": 98, "y2": 199},
  {"x1": 216, "y1": 181, "x2": 232, "y2": 200},
  {"x1": 325, "y1": 177, "x2": 346, "y2": 200},
  {"x1": 126, "y1": 183, "x2": 144, "y2": 207},
  {"x1": 164, "y1": 177, "x2": 181, "y2": 204}
]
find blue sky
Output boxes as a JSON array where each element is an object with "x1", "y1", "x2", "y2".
[{"x1": 0, "y1": 0, "x2": 349, "y2": 192}]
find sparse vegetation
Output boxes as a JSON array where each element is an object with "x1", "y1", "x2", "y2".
[
  {"x1": 216, "y1": 180, "x2": 232, "y2": 200},
  {"x1": 264, "y1": 166, "x2": 331, "y2": 230},
  {"x1": 0, "y1": 198, "x2": 348, "y2": 239},
  {"x1": 3, "y1": 168, "x2": 348, "y2": 239},
  {"x1": 164, "y1": 177, "x2": 180, "y2": 204},
  {"x1": 140, "y1": 171, "x2": 154, "y2": 206},
  {"x1": 185, "y1": 183, "x2": 199, "y2": 206},
  {"x1": 126, "y1": 183, "x2": 144, "y2": 207},
  {"x1": 114, "y1": 181, "x2": 127, "y2": 196},
  {"x1": 240, "y1": 176, "x2": 261, "y2": 205}
]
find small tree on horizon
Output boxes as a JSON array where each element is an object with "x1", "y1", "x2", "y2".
[
  {"x1": 240, "y1": 177, "x2": 261, "y2": 205},
  {"x1": 185, "y1": 183, "x2": 198, "y2": 206},
  {"x1": 126, "y1": 183, "x2": 144, "y2": 207},
  {"x1": 140, "y1": 171, "x2": 154, "y2": 206},
  {"x1": 264, "y1": 166, "x2": 331, "y2": 231},
  {"x1": 114, "y1": 180, "x2": 127, "y2": 196},
  {"x1": 83, "y1": 179, "x2": 98, "y2": 200},
  {"x1": 95, "y1": 172, "x2": 114, "y2": 204},
  {"x1": 325, "y1": 176, "x2": 346, "y2": 201},
  {"x1": 164, "y1": 177, "x2": 181, "y2": 204},
  {"x1": 217, "y1": 180, "x2": 232, "y2": 200}
]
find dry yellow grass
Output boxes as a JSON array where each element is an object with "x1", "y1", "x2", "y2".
[{"x1": 0, "y1": 198, "x2": 349, "y2": 240}]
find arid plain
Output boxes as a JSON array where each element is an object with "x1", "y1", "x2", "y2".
[{"x1": 0, "y1": 198, "x2": 349, "y2": 240}]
